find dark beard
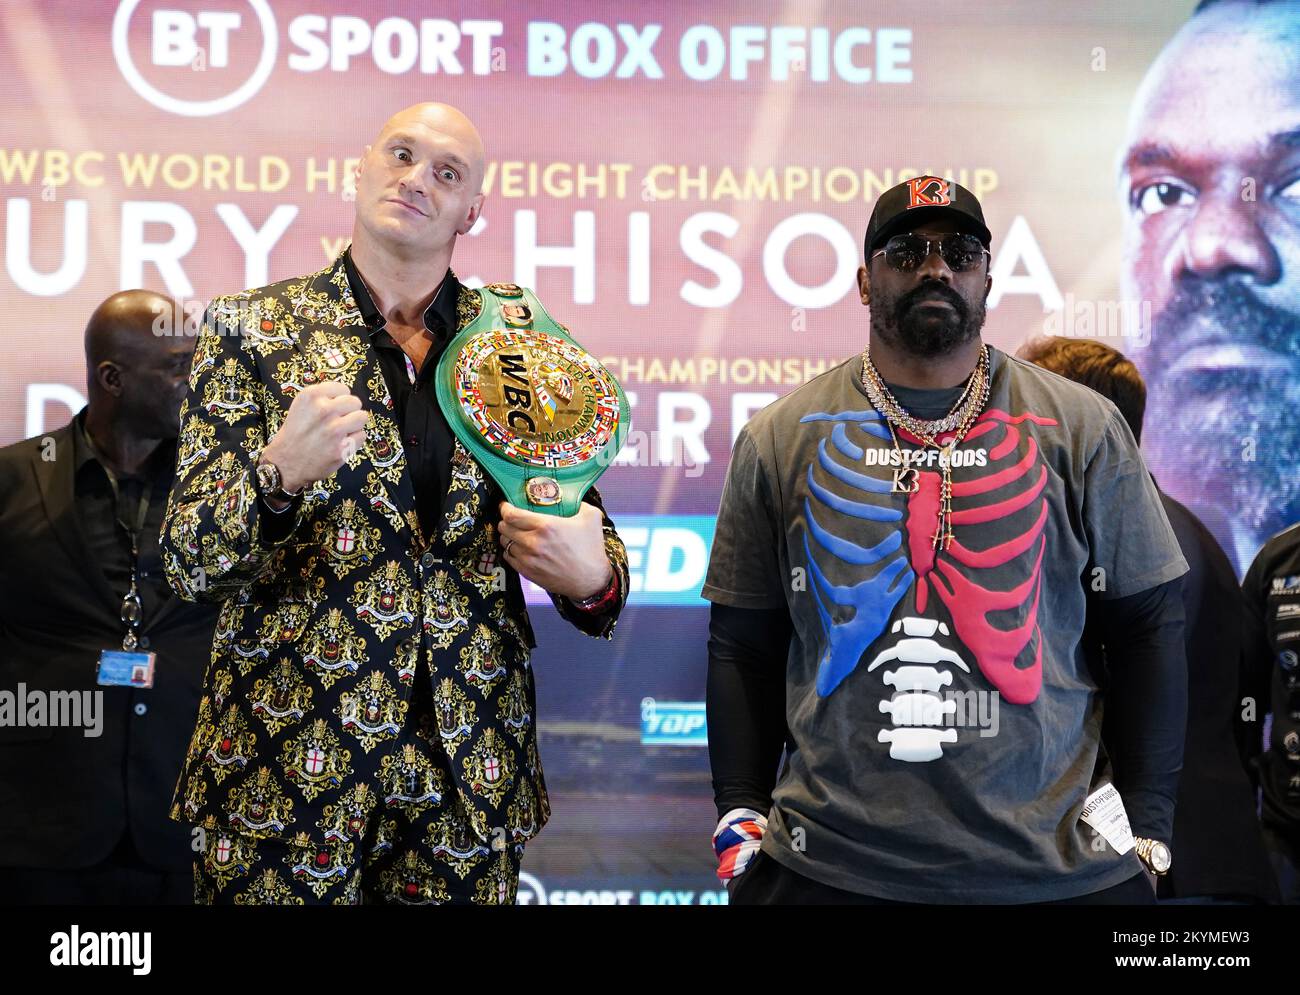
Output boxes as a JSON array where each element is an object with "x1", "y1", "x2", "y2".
[
  {"x1": 1137, "y1": 276, "x2": 1300, "y2": 534},
  {"x1": 870, "y1": 280, "x2": 986, "y2": 359},
  {"x1": 1141, "y1": 276, "x2": 1300, "y2": 371}
]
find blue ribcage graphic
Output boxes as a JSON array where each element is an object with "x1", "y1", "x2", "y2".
[{"x1": 799, "y1": 413, "x2": 914, "y2": 696}]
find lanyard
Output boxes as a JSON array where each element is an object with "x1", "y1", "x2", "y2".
[
  {"x1": 402, "y1": 351, "x2": 418, "y2": 386},
  {"x1": 83, "y1": 431, "x2": 159, "y2": 651}
]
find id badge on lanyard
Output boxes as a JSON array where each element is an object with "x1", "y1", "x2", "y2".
[{"x1": 86, "y1": 441, "x2": 158, "y2": 689}]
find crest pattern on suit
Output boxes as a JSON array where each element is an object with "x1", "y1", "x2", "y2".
[
  {"x1": 312, "y1": 498, "x2": 384, "y2": 580},
  {"x1": 202, "y1": 358, "x2": 260, "y2": 425},
  {"x1": 161, "y1": 249, "x2": 630, "y2": 872},
  {"x1": 337, "y1": 670, "x2": 407, "y2": 753},
  {"x1": 280, "y1": 718, "x2": 353, "y2": 801},
  {"x1": 300, "y1": 607, "x2": 369, "y2": 688}
]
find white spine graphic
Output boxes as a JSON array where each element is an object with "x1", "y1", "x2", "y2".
[{"x1": 868, "y1": 617, "x2": 970, "y2": 762}]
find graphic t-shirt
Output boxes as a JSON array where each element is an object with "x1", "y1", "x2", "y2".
[{"x1": 702, "y1": 346, "x2": 1188, "y2": 902}]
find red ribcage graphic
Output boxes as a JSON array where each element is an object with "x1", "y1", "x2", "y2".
[{"x1": 901, "y1": 410, "x2": 1058, "y2": 706}]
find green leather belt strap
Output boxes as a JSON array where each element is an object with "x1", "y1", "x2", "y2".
[{"x1": 435, "y1": 282, "x2": 630, "y2": 517}]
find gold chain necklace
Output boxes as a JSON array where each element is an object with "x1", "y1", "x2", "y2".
[{"x1": 859, "y1": 345, "x2": 990, "y2": 550}]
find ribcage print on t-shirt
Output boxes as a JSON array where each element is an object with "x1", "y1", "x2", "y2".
[{"x1": 798, "y1": 406, "x2": 1059, "y2": 762}]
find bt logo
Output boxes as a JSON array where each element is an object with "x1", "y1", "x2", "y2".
[
  {"x1": 112, "y1": 1, "x2": 278, "y2": 117},
  {"x1": 112, "y1": 2, "x2": 504, "y2": 117}
]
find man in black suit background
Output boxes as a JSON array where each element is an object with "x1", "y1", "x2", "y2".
[
  {"x1": 0, "y1": 290, "x2": 217, "y2": 903},
  {"x1": 1019, "y1": 336, "x2": 1278, "y2": 904}
]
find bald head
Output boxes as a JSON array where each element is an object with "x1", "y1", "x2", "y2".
[
  {"x1": 84, "y1": 290, "x2": 176, "y2": 373},
  {"x1": 373, "y1": 102, "x2": 486, "y2": 191},
  {"x1": 352, "y1": 102, "x2": 489, "y2": 266},
  {"x1": 84, "y1": 290, "x2": 195, "y2": 439}
]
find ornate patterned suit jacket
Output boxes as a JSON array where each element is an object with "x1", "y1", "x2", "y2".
[{"x1": 160, "y1": 252, "x2": 629, "y2": 847}]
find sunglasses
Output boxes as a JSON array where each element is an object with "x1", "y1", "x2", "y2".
[{"x1": 872, "y1": 233, "x2": 990, "y2": 273}]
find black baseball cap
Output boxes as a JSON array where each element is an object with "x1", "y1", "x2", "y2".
[{"x1": 864, "y1": 175, "x2": 992, "y2": 257}]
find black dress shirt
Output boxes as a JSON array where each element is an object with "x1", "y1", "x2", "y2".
[
  {"x1": 343, "y1": 247, "x2": 459, "y2": 536},
  {"x1": 73, "y1": 410, "x2": 176, "y2": 637}
]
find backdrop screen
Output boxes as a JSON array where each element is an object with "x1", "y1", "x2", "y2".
[{"x1": 3, "y1": 0, "x2": 1296, "y2": 904}]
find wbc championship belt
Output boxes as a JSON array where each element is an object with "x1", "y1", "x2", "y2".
[{"x1": 435, "y1": 282, "x2": 630, "y2": 517}]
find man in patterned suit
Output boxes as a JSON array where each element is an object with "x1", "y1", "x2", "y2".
[{"x1": 161, "y1": 103, "x2": 629, "y2": 905}]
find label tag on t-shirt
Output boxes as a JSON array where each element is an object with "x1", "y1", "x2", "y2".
[{"x1": 1079, "y1": 782, "x2": 1135, "y2": 854}]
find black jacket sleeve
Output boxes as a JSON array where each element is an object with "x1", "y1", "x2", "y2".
[
  {"x1": 548, "y1": 484, "x2": 631, "y2": 640},
  {"x1": 707, "y1": 602, "x2": 792, "y2": 821},
  {"x1": 1097, "y1": 575, "x2": 1187, "y2": 841},
  {"x1": 1239, "y1": 552, "x2": 1274, "y2": 788}
]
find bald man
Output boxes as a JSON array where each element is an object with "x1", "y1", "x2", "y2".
[
  {"x1": 0, "y1": 290, "x2": 216, "y2": 904},
  {"x1": 161, "y1": 103, "x2": 629, "y2": 905}
]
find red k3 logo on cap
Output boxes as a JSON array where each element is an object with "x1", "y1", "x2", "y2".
[{"x1": 906, "y1": 176, "x2": 952, "y2": 208}]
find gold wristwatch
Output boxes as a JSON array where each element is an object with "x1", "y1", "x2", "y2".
[
  {"x1": 254, "y1": 456, "x2": 302, "y2": 505},
  {"x1": 1134, "y1": 837, "x2": 1172, "y2": 876}
]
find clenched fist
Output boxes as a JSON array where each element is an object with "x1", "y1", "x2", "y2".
[{"x1": 260, "y1": 380, "x2": 370, "y2": 493}]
